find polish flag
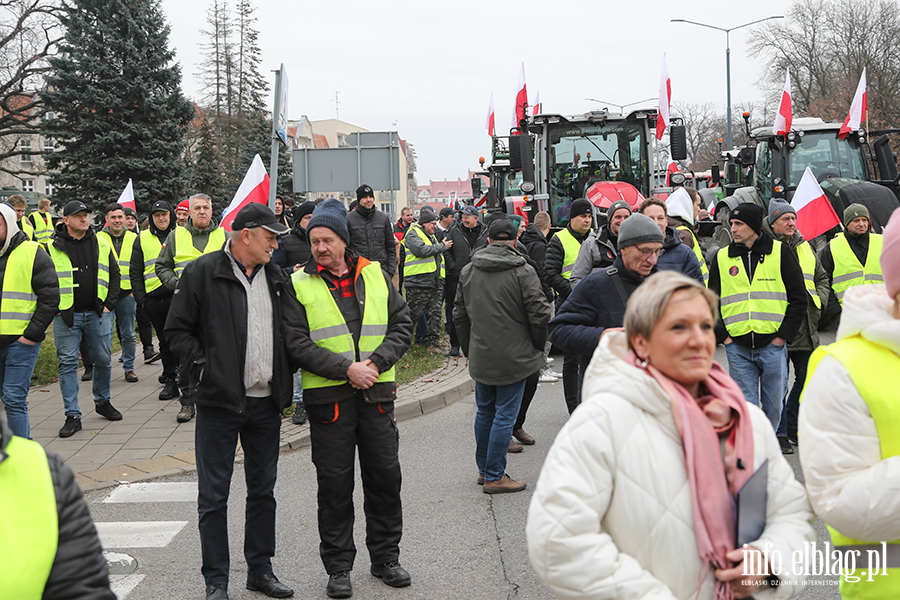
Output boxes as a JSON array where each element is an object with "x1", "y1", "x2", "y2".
[
  {"x1": 774, "y1": 70, "x2": 793, "y2": 136},
  {"x1": 532, "y1": 90, "x2": 541, "y2": 116},
  {"x1": 656, "y1": 54, "x2": 671, "y2": 140},
  {"x1": 486, "y1": 93, "x2": 495, "y2": 137},
  {"x1": 839, "y1": 69, "x2": 867, "y2": 140},
  {"x1": 791, "y1": 167, "x2": 841, "y2": 240},
  {"x1": 514, "y1": 62, "x2": 528, "y2": 128},
  {"x1": 117, "y1": 178, "x2": 136, "y2": 211},
  {"x1": 221, "y1": 154, "x2": 270, "y2": 232}
]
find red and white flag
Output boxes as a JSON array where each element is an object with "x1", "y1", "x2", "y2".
[
  {"x1": 532, "y1": 90, "x2": 541, "y2": 116},
  {"x1": 514, "y1": 62, "x2": 528, "y2": 128},
  {"x1": 792, "y1": 167, "x2": 841, "y2": 239},
  {"x1": 486, "y1": 93, "x2": 495, "y2": 137},
  {"x1": 117, "y1": 178, "x2": 136, "y2": 211},
  {"x1": 839, "y1": 69, "x2": 867, "y2": 140},
  {"x1": 656, "y1": 54, "x2": 671, "y2": 140},
  {"x1": 774, "y1": 70, "x2": 793, "y2": 136},
  {"x1": 221, "y1": 154, "x2": 270, "y2": 232}
]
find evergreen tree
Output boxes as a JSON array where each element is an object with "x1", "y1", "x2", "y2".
[
  {"x1": 43, "y1": 0, "x2": 195, "y2": 213},
  {"x1": 190, "y1": 112, "x2": 227, "y2": 210}
]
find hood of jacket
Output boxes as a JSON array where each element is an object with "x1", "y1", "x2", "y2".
[
  {"x1": 471, "y1": 241, "x2": 527, "y2": 272},
  {"x1": 54, "y1": 221, "x2": 96, "y2": 246},
  {"x1": 149, "y1": 209, "x2": 177, "y2": 239},
  {"x1": 519, "y1": 223, "x2": 547, "y2": 248},
  {"x1": 665, "y1": 187, "x2": 694, "y2": 225},
  {"x1": 662, "y1": 226, "x2": 683, "y2": 250},
  {"x1": 0, "y1": 203, "x2": 20, "y2": 257},
  {"x1": 837, "y1": 284, "x2": 900, "y2": 355}
]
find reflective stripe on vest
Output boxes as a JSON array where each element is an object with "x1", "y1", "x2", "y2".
[
  {"x1": 556, "y1": 227, "x2": 585, "y2": 280},
  {"x1": 0, "y1": 241, "x2": 40, "y2": 335},
  {"x1": 803, "y1": 336, "x2": 900, "y2": 599},
  {"x1": 402, "y1": 225, "x2": 442, "y2": 279},
  {"x1": 0, "y1": 436, "x2": 59, "y2": 599},
  {"x1": 795, "y1": 240, "x2": 822, "y2": 310},
  {"x1": 716, "y1": 245, "x2": 787, "y2": 337},
  {"x1": 173, "y1": 226, "x2": 226, "y2": 277},
  {"x1": 292, "y1": 261, "x2": 395, "y2": 390},
  {"x1": 676, "y1": 225, "x2": 709, "y2": 285},
  {"x1": 47, "y1": 236, "x2": 112, "y2": 310},
  {"x1": 832, "y1": 233, "x2": 884, "y2": 306},
  {"x1": 28, "y1": 211, "x2": 53, "y2": 244},
  {"x1": 139, "y1": 230, "x2": 164, "y2": 294},
  {"x1": 99, "y1": 230, "x2": 137, "y2": 291}
]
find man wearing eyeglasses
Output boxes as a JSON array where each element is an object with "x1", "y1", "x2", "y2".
[{"x1": 548, "y1": 213, "x2": 664, "y2": 408}]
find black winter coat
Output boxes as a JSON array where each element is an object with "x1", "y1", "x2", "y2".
[
  {"x1": 280, "y1": 221, "x2": 312, "y2": 271},
  {"x1": 519, "y1": 224, "x2": 553, "y2": 302},
  {"x1": 544, "y1": 225, "x2": 590, "y2": 302},
  {"x1": 657, "y1": 226, "x2": 704, "y2": 284},
  {"x1": 0, "y1": 231, "x2": 58, "y2": 349},
  {"x1": 165, "y1": 249, "x2": 295, "y2": 412},
  {"x1": 444, "y1": 221, "x2": 484, "y2": 278},
  {"x1": 0, "y1": 419, "x2": 116, "y2": 600},
  {"x1": 347, "y1": 205, "x2": 397, "y2": 277},
  {"x1": 129, "y1": 209, "x2": 176, "y2": 304}
]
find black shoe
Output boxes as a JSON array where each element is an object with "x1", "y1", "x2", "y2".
[
  {"x1": 291, "y1": 403, "x2": 307, "y2": 425},
  {"x1": 144, "y1": 348, "x2": 161, "y2": 363},
  {"x1": 246, "y1": 573, "x2": 293, "y2": 598},
  {"x1": 449, "y1": 345, "x2": 460, "y2": 357},
  {"x1": 96, "y1": 401, "x2": 123, "y2": 421},
  {"x1": 206, "y1": 582, "x2": 229, "y2": 600},
  {"x1": 370, "y1": 561, "x2": 411, "y2": 588},
  {"x1": 326, "y1": 572, "x2": 352, "y2": 599},
  {"x1": 81, "y1": 367, "x2": 93, "y2": 381},
  {"x1": 787, "y1": 431, "x2": 798, "y2": 446},
  {"x1": 59, "y1": 415, "x2": 82, "y2": 438},
  {"x1": 158, "y1": 373, "x2": 167, "y2": 384},
  {"x1": 159, "y1": 379, "x2": 180, "y2": 400},
  {"x1": 778, "y1": 436, "x2": 794, "y2": 455}
]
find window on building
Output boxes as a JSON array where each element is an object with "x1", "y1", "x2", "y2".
[
  {"x1": 45, "y1": 181, "x2": 55, "y2": 196},
  {"x1": 43, "y1": 139, "x2": 55, "y2": 152},
  {"x1": 23, "y1": 179, "x2": 34, "y2": 192},
  {"x1": 20, "y1": 139, "x2": 32, "y2": 163},
  {"x1": 381, "y1": 203, "x2": 392, "y2": 218}
]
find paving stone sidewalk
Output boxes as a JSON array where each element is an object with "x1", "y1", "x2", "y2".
[{"x1": 27, "y1": 349, "x2": 473, "y2": 492}]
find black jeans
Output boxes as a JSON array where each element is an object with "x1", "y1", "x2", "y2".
[
  {"x1": 307, "y1": 395, "x2": 402, "y2": 574},
  {"x1": 195, "y1": 397, "x2": 281, "y2": 584},
  {"x1": 445, "y1": 274, "x2": 459, "y2": 347},
  {"x1": 563, "y1": 352, "x2": 579, "y2": 414},
  {"x1": 514, "y1": 370, "x2": 541, "y2": 431},
  {"x1": 142, "y1": 296, "x2": 176, "y2": 380},
  {"x1": 778, "y1": 350, "x2": 812, "y2": 438},
  {"x1": 135, "y1": 302, "x2": 153, "y2": 350}
]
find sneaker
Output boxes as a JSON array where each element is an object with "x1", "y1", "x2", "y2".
[
  {"x1": 513, "y1": 428, "x2": 535, "y2": 445},
  {"x1": 326, "y1": 572, "x2": 351, "y2": 599},
  {"x1": 81, "y1": 366, "x2": 93, "y2": 381},
  {"x1": 483, "y1": 474, "x2": 527, "y2": 494},
  {"x1": 547, "y1": 357, "x2": 555, "y2": 364},
  {"x1": 159, "y1": 379, "x2": 180, "y2": 401},
  {"x1": 124, "y1": 371, "x2": 139, "y2": 383},
  {"x1": 144, "y1": 348, "x2": 161, "y2": 364},
  {"x1": 448, "y1": 344, "x2": 460, "y2": 357},
  {"x1": 508, "y1": 438, "x2": 523, "y2": 453},
  {"x1": 778, "y1": 436, "x2": 794, "y2": 455},
  {"x1": 370, "y1": 561, "x2": 411, "y2": 588},
  {"x1": 787, "y1": 431, "x2": 798, "y2": 446},
  {"x1": 539, "y1": 369, "x2": 558, "y2": 383},
  {"x1": 95, "y1": 401, "x2": 123, "y2": 421},
  {"x1": 59, "y1": 415, "x2": 82, "y2": 438},
  {"x1": 177, "y1": 404, "x2": 195, "y2": 423},
  {"x1": 291, "y1": 403, "x2": 307, "y2": 425},
  {"x1": 477, "y1": 473, "x2": 484, "y2": 486},
  {"x1": 545, "y1": 369, "x2": 563, "y2": 378}
]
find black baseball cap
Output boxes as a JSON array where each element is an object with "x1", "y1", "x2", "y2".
[
  {"x1": 488, "y1": 218, "x2": 517, "y2": 240},
  {"x1": 150, "y1": 200, "x2": 171, "y2": 214},
  {"x1": 439, "y1": 207, "x2": 454, "y2": 218},
  {"x1": 231, "y1": 203, "x2": 289, "y2": 234},
  {"x1": 63, "y1": 201, "x2": 89, "y2": 216}
]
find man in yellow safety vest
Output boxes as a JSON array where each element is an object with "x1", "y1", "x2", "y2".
[
  {"x1": 27, "y1": 197, "x2": 54, "y2": 244},
  {"x1": 7, "y1": 195, "x2": 34, "y2": 240},
  {"x1": 401, "y1": 209, "x2": 450, "y2": 352}
]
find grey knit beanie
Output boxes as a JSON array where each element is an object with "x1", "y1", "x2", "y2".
[
  {"x1": 617, "y1": 213, "x2": 665, "y2": 250},
  {"x1": 767, "y1": 200, "x2": 796, "y2": 226},
  {"x1": 607, "y1": 200, "x2": 632, "y2": 220},
  {"x1": 307, "y1": 198, "x2": 350, "y2": 244}
]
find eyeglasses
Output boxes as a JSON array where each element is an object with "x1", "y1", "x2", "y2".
[{"x1": 635, "y1": 246, "x2": 662, "y2": 257}]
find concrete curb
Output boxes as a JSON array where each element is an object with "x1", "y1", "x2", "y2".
[{"x1": 74, "y1": 358, "x2": 473, "y2": 492}]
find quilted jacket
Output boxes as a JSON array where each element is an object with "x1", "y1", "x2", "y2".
[
  {"x1": 798, "y1": 284, "x2": 900, "y2": 543},
  {"x1": 527, "y1": 330, "x2": 815, "y2": 600}
]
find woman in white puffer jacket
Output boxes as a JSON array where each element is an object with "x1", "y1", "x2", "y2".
[{"x1": 527, "y1": 271, "x2": 815, "y2": 600}]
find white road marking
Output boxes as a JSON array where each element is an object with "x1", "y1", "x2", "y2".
[
  {"x1": 96, "y1": 521, "x2": 188, "y2": 548},
  {"x1": 110, "y1": 574, "x2": 145, "y2": 599},
  {"x1": 103, "y1": 482, "x2": 197, "y2": 503}
]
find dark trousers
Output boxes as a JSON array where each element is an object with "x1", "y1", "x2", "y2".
[
  {"x1": 195, "y1": 397, "x2": 281, "y2": 584},
  {"x1": 445, "y1": 274, "x2": 459, "y2": 347},
  {"x1": 135, "y1": 302, "x2": 153, "y2": 350},
  {"x1": 777, "y1": 350, "x2": 812, "y2": 438},
  {"x1": 307, "y1": 396, "x2": 402, "y2": 574},
  {"x1": 142, "y1": 296, "x2": 177, "y2": 380},
  {"x1": 563, "y1": 352, "x2": 579, "y2": 414},
  {"x1": 514, "y1": 370, "x2": 541, "y2": 431}
]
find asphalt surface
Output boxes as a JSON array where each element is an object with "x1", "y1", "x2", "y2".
[{"x1": 83, "y1": 337, "x2": 842, "y2": 600}]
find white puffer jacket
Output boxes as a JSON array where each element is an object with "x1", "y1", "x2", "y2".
[
  {"x1": 527, "y1": 330, "x2": 815, "y2": 600},
  {"x1": 798, "y1": 284, "x2": 900, "y2": 542}
]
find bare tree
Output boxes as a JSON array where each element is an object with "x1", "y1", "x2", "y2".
[{"x1": 672, "y1": 101, "x2": 724, "y2": 170}]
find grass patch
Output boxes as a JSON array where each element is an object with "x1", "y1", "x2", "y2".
[{"x1": 394, "y1": 342, "x2": 446, "y2": 386}]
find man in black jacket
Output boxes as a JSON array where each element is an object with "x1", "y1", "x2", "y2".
[
  {"x1": 283, "y1": 198, "x2": 413, "y2": 599},
  {"x1": 444, "y1": 205, "x2": 483, "y2": 356},
  {"x1": 347, "y1": 184, "x2": 396, "y2": 279},
  {"x1": 0, "y1": 204, "x2": 58, "y2": 439},
  {"x1": 165, "y1": 204, "x2": 294, "y2": 600}
]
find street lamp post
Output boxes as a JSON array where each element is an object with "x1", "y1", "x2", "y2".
[{"x1": 671, "y1": 16, "x2": 783, "y2": 151}]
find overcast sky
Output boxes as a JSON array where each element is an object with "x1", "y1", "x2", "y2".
[{"x1": 160, "y1": 0, "x2": 790, "y2": 185}]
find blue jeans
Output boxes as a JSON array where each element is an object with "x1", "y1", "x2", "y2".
[
  {"x1": 777, "y1": 350, "x2": 811, "y2": 437},
  {"x1": 292, "y1": 369, "x2": 303, "y2": 404},
  {"x1": 113, "y1": 294, "x2": 137, "y2": 371},
  {"x1": 725, "y1": 341, "x2": 787, "y2": 431},
  {"x1": 474, "y1": 380, "x2": 526, "y2": 482},
  {"x1": 54, "y1": 311, "x2": 113, "y2": 418},
  {"x1": 0, "y1": 340, "x2": 42, "y2": 439}
]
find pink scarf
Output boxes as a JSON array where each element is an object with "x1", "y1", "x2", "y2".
[{"x1": 627, "y1": 352, "x2": 754, "y2": 600}]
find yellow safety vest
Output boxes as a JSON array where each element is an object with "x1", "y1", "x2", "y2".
[
  {"x1": 831, "y1": 233, "x2": 884, "y2": 306},
  {"x1": 556, "y1": 227, "x2": 585, "y2": 280},
  {"x1": 804, "y1": 336, "x2": 900, "y2": 600},
  {"x1": 676, "y1": 225, "x2": 709, "y2": 285},
  {"x1": 402, "y1": 225, "x2": 444, "y2": 280},
  {"x1": 172, "y1": 226, "x2": 226, "y2": 278},
  {"x1": 47, "y1": 235, "x2": 112, "y2": 310},
  {"x1": 28, "y1": 211, "x2": 53, "y2": 244},
  {"x1": 292, "y1": 260, "x2": 395, "y2": 390},
  {"x1": 98, "y1": 230, "x2": 137, "y2": 292},
  {"x1": 18, "y1": 218, "x2": 34, "y2": 241},
  {"x1": 795, "y1": 240, "x2": 822, "y2": 310},
  {"x1": 0, "y1": 436, "x2": 59, "y2": 599},
  {"x1": 716, "y1": 244, "x2": 788, "y2": 337},
  {"x1": 139, "y1": 230, "x2": 164, "y2": 294},
  {"x1": 0, "y1": 241, "x2": 41, "y2": 336}
]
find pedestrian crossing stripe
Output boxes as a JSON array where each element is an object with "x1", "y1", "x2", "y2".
[
  {"x1": 103, "y1": 482, "x2": 197, "y2": 503},
  {"x1": 96, "y1": 521, "x2": 188, "y2": 549}
]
